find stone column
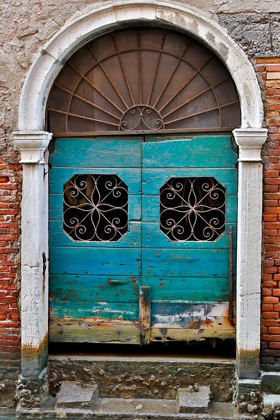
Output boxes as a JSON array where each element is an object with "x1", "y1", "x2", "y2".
[
  {"x1": 233, "y1": 129, "x2": 267, "y2": 412},
  {"x1": 13, "y1": 131, "x2": 52, "y2": 380}
]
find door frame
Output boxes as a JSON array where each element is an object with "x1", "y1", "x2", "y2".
[{"x1": 13, "y1": 0, "x2": 267, "y2": 385}]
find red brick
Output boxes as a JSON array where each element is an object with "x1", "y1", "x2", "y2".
[
  {"x1": 263, "y1": 281, "x2": 278, "y2": 288},
  {"x1": 268, "y1": 327, "x2": 280, "y2": 334},
  {"x1": 266, "y1": 64, "x2": 280, "y2": 71},
  {"x1": 273, "y1": 289, "x2": 280, "y2": 296},
  {"x1": 256, "y1": 58, "x2": 280, "y2": 64},
  {"x1": 262, "y1": 289, "x2": 272, "y2": 296},
  {"x1": 262, "y1": 312, "x2": 280, "y2": 319},
  {"x1": 262, "y1": 320, "x2": 280, "y2": 326},
  {"x1": 262, "y1": 304, "x2": 274, "y2": 311},
  {"x1": 269, "y1": 342, "x2": 280, "y2": 349}
]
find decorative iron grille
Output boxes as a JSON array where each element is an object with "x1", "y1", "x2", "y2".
[
  {"x1": 160, "y1": 177, "x2": 225, "y2": 242},
  {"x1": 47, "y1": 28, "x2": 240, "y2": 135},
  {"x1": 63, "y1": 174, "x2": 128, "y2": 242}
]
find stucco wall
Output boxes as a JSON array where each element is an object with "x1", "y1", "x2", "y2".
[
  {"x1": 0, "y1": 0, "x2": 279, "y2": 148},
  {"x1": 0, "y1": 2, "x2": 279, "y2": 410}
]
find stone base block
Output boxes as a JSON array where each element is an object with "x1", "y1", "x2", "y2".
[
  {"x1": 56, "y1": 381, "x2": 99, "y2": 409},
  {"x1": 176, "y1": 385, "x2": 211, "y2": 413}
]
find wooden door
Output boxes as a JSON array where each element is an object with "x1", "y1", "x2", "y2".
[
  {"x1": 49, "y1": 137, "x2": 143, "y2": 343},
  {"x1": 142, "y1": 135, "x2": 237, "y2": 343},
  {"x1": 49, "y1": 135, "x2": 237, "y2": 344}
]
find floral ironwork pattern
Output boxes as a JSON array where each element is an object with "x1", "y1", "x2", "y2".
[
  {"x1": 63, "y1": 174, "x2": 128, "y2": 242},
  {"x1": 160, "y1": 177, "x2": 225, "y2": 242}
]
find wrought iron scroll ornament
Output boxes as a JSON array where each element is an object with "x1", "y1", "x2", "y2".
[
  {"x1": 63, "y1": 174, "x2": 128, "y2": 242},
  {"x1": 160, "y1": 177, "x2": 226, "y2": 242},
  {"x1": 120, "y1": 106, "x2": 164, "y2": 131}
]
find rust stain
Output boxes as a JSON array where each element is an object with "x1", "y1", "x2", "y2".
[
  {"x1": 21, "y1": 333, "x2": 48, "y2": 359},
  {"x1": 238, "y1": 349, "x2": 259, "y2": 366}
]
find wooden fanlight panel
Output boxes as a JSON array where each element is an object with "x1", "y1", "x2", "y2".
[{"x1": 47, "y1": 28, "x2": 241, "y2": 136}]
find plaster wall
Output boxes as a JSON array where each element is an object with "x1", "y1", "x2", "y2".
[
  {"x1": 0, "y1": 0, "x2": 278, "y2": 413},
  {"x1": 0, "y1": 0, "x2": 279, "y2": 150}
]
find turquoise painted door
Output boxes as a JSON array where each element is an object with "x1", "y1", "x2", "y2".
[{"x1": 49, "y1": 135, "x2": 237, "y2": 343}]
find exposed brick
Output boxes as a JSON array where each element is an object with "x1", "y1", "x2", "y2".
[
  {"x1": 262, "y1": 312, "x2": 280, "y2": 319},
  {"x1": 263, "y1": 297, "x2": 279, "y2": 304},
  {"x1": 262, "y1": 304, "x2": 274, "y2": 311}
]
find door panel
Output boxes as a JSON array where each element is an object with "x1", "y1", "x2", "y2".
[
  {"x1": 49, "y1": 138, "x2": 143, "y2": 344},
  {"x1": 143, "y1": 136, "x2": 237, "y2": 168},
  {"x1": 142, "y1": 136, "x2": 237, "y2": 341},
  {"x1": 49, "y1": 135, "x2": 237, "y2": 344}
]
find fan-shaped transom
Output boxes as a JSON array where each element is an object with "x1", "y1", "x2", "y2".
[{"x1": 47, "y1": 27, "x2": 240, "y2": 136}]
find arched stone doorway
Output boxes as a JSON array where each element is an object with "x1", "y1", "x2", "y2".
[
  {"x1": 13, "y1": 0, "x2": 267, "y2": 390},
  {"x1": 47, "y1": 26, "x2": 240, "y2": 346}
]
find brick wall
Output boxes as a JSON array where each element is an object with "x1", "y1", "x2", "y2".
[
  {"x1": 256, "y1": 58, "x2": 280, "y2": 366},
  {"x1": 0, "y1": 147, "x2": 21, "y2": 368}
]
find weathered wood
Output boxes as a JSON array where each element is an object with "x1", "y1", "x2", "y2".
[
  {"x1": 142, "y1": 248, "x2": 229, "y2": 277},
  {"x1": 141, "y1": 276, "x2": 229, "y2": 302},
  {"x1": 142, "y1": 168, "x2": 237, "y2": 196},
  {"x1": 150, "y1": 327, "x2": 235, "y2": 342},
  {"x1": 143, "y1": 136, "x2": 237, "y2": 168},
  {"x1": 142, "y1": 223, "x2": 237, "y2": 249},
  {"x1": 50, "y1": 275, "x2": 139, "y2": 303},
  {"x1": 50, "y1": 319, "x2": 140, "y2": 344},
  {"x1": 50, "y1": 301, "x2": 138, "y2": 322},
  {"x1": 49, "y1": 135, "x2": 238, "y2": 344},
  {"x1": 139, "y1": 286, "x2": 151, "y2": 345},
  {"x1": 50, "y1": 247, "x2": 141, "y2": 276},
  {"x1": 49, "y1": 167, "x2": 142, "y2": 195},
  {"x1": 151, "y1": 301, "x2": 232, "y2": 328},
  {"x1": 50, "y1": 221, "x2": 142, "y2": 248},
  {"x1": 50, "y1": 138, "x2": 143, "y2": 168}
]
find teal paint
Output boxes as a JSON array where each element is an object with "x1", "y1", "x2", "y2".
[{"x1": 49, "y1": 136, "x2": 237, "y2": 342}]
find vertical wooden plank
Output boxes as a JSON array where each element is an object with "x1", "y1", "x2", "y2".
[{"x1": 139, "y1": 286, "x2": 151, "y2": 345}]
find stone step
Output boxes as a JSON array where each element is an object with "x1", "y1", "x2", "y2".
[
  {"x1": 261, "y1": 372, "x2": 280, "y2": 395},
  {"x1": 262, "y1": 393, "x2": 280, "y2": 418},
  {"x1": 56, "y1": 381, "x2": 99, "y2": 409},
  {"x1": 49, "y1": 356, "x2": 235, "y2": 403},
  {"x1": 176, "y1": 385, "x2": 211, "y2": 413},
  {"x1": 18, "y1": 400, "x2": 258, "y2": 419}
]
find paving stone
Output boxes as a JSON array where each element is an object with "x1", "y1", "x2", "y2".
[
  {"x1": 56, "y1": 381, "x2": 99, "y2": 409},
  {"x1": 176, "y1": 385, "x2": 211, "y2": 414}
]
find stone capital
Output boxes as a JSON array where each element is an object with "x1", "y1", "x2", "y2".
[
  {"x1": 13, "y1": 131, "x2": 52, "y2": 164},
  {"x1": 233, "y1": 128, "x2": 267, "y2": 162}
]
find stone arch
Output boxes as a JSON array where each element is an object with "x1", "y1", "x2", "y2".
[
  {"x1": 18, "y1": 0, "x2": 263, "y2": 131},
  {"x1": 13, "y1": 0, "x2": 267, "y2": 387}
]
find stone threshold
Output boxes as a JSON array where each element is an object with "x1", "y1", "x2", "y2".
[{"x1": 17, "y1": 401, "x2": 255, "y2": 420}]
